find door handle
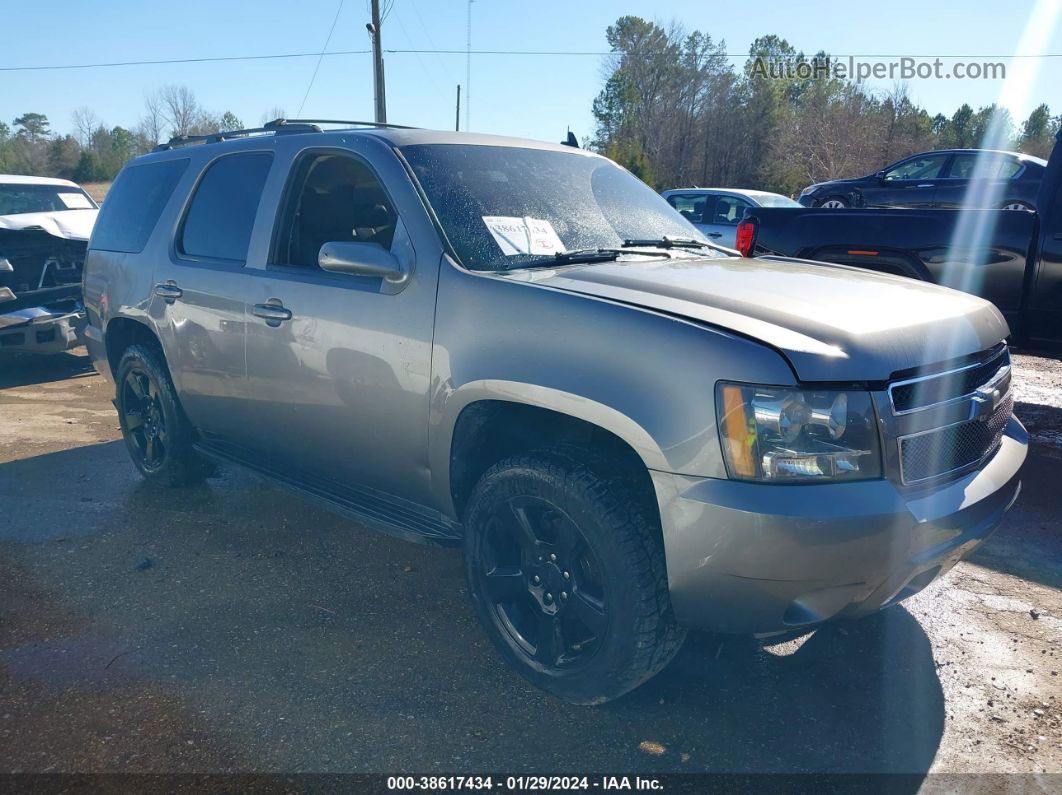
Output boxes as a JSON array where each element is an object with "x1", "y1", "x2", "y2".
[
  {"x1": 252, "y1": 301, "x2": 293, "y2": 327},
  {"x1": 706, "y1": 232, "x2": 722, "y2": 238},
  {"x1": 153, "y1": 282, "x2": 183, "y2": 303},
  {"x1": 916, "y1": 183, "x2": 935, "y2": 188}
]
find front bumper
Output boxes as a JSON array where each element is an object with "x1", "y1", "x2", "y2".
[
  {"x1": 0, "y1": 308, "x2": 85, "y2": 355},
  {"x1": 797, "y1": 194, "x2": 815, "y2": 207},
  {"x1": 653, "y1": 417, "x2": 1027, "y2": 635}
]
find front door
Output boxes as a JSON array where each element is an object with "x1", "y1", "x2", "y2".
[
  {"x1": 240, "y1": 146, "x2": 441, "y2": 505},
  {"x1": 704, "y1": 194, "x2": 753, "y2": 247},
  {"x1": 866, "y1": 152, "x2": 951, "y2": 208}
]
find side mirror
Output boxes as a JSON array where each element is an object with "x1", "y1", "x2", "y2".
[
  {"x1": 876, "y1": 170, "x2": 887, "y2": 181},
  {"x1": 319, "y1": 241, "x2": 408, "y2": 286}
]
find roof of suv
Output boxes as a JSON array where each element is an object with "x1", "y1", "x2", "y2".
[{"x1": 142, "y1": 122, "x2": 599, "y2": 164}]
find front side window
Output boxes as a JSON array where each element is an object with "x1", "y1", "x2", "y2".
[
  {"x1": 402, "y1": 144, "x2": 711, "y2": 272},
  {"x1": 0, "y1": 183, "x2": 97, "y2": 216},
  {"x1": 179, "y1": 152, "x2": 273, "y2": 263},
  {"x1": 884, "y1": 154, "x2": 949, "y2": 181},
  {"x1": 273, "y1": 152, "x2": 398, "y2": 269}
]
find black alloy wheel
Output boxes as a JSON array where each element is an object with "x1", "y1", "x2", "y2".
[
  {"x1": 463, "y1": 449, "x2": 686, "y2": 704},
  {"x1": 120, "y1": 367, "x2": 168, "y2": 472},
  {"x1": 475, "y1": 494, "x2": 609, "y2": 670}
]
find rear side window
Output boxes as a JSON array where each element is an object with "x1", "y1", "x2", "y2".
[
  {"x1": 179, "y1": 152, "x2": 273, "y2": 263},
  {"x1": 90, "y1": 159, "x2": 188, "y2": 253}
]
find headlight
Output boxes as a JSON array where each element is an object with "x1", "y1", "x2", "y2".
[
  {"x1": 799, "y1": 185, "x2": 817, "y2": 197},
  {"x1": 716, "y1": 382, "x2": 881, "y2": 482}
]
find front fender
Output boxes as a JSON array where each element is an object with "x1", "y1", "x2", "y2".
[{"x1": 427, "y1": 261, "x2": 797, "y2": 515}]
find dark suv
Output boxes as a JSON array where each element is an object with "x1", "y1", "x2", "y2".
[
  {"x1": 83, "y1": 120, "x2": 1025, "y2": 704},
  {"x1": 798, "y1": 148, "x2": 1046, "y2": 211}
]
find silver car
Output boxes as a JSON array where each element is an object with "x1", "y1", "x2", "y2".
[
  {"x1": 661, "y1": 187, "x2": 800, "y2": 247},
  {"x1": 83, "y1": 122, "x2": 1027, "y2": 704}
]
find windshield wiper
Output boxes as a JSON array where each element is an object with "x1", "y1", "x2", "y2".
[
  {"x1": 621, "y1": 236, "x2": 711, "y2": 250},
  {"x1": 513, "y1": 248, "x2": 626, "y2": 270}
]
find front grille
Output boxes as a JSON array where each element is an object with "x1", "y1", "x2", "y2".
[
  {"x1": 898, "y1": 393, "x2": 1013, "y2": 485},
  {"x1": 890, "y1": 346, "x2": 1009, "y2": 414}
]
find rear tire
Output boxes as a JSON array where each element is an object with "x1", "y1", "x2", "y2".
[
  {"x1": 1001, "y1": 200, "x2": 1034, "y2": 212},
  {"x1": 115, "y1": 344, "x2": 210, "y2": 487},
  {"x1": 463, "y1": 448, "x2": 685, "y2": 704}
]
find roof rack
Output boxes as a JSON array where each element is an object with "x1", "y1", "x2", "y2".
[{"x1": 154, "y1": 118, "x2": 418, "y2": 151}]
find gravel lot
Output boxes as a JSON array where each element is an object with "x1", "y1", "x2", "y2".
[{"x1": 0, "y1": 347, "x2": 1060, "y2": 779}]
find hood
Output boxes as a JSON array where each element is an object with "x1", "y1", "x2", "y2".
[
  {"x1": 514, "y1": 256, "x2": 1008, "y2": 382},
  {"x1": 806, "y1": 177, "x2": 866, "y2": 192},
  {"x1": 0, "y1": 209, "x2": 98, "y2": 241}
]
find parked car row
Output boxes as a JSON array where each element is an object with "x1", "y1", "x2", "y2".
[
  {"x1": 659, "y1": 144, "x2": 1058, "y2": 345},
  {"x1": 3, "y1": 122, "x2": 1047, "y2": 705}
]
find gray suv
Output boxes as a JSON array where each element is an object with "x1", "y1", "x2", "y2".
[{"x1": 83, "y1": 120, "x2": 1027, "y2": 704}]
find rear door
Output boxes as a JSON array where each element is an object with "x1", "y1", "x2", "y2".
[
  {"x1": 152, "y1": 150, "x2": 273, "y2": 441},
  {"x1": 866, "y1": 152, "x2": 950, "y2": 208}
]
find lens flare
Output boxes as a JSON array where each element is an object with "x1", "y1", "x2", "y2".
[{"x1": 941, "y1": 0, "x2": 1062, "y2": 297}]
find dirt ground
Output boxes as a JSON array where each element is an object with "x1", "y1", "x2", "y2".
[{"x1": 0, "y1": 347, "x2": 1059, "y2": 781}]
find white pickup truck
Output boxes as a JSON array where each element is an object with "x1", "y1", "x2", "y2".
[{"x1": 0, "y1": 175, "x2": 98, "y2": 355}]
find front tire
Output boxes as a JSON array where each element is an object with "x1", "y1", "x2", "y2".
[
  {"x1": 463, "y1": 449, "x2": 685, "y2": 704},
  {"x1": 818, "y1": 196, "x2": 848, "y2": 208},
  {"x1": 115, "y1": 344, "x2": 209, "y2": 486}
]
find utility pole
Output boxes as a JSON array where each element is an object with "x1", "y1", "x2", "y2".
[
  {"x1": 455, "y1": 85, "x2": 461, "y2": 131},
  {"x1": 368, "y1": 0, "x2": 387, "y2": 124},
  {"x1": 465, "y1": 0, "x2": 473, "y2": 131}
]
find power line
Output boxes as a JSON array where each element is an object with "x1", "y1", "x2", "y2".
[
  {"x1": 297, "y1": 0, "x2": 346, "y2": 116},
  {"x1": 2, "y1": 50, "x2": 1061, "y2": 72}
]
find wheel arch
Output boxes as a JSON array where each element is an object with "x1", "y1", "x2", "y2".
[
  {"x1": 103, "y1": 316, "x2": 165, "y2": 379},
  {"x1": 437, "y1": 384, "x2": 667, "y2": 521}
]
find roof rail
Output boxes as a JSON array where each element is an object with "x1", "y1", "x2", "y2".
[
  {"x1": 272, "y1": 118, "x2": 418, "y2": 130},
  {"x1": 153, "y1": 117, "x2": 418, "y2": 151}
]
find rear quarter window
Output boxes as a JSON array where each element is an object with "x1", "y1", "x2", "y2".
[{"x1": 90, "y1": 158, "x2": 189, "y2": 253}]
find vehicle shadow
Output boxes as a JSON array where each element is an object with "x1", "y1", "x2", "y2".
[
  {"x1": 0, "y1": 348, "x2": 96, "y2": 389},
  {"x1": 968, "y1": 445, "x2": 1062, "y2": 591},
  {"x1": 1, "y1": 441, "x2": 946, "y2": 779},
  {"x1": 617, "y1": 613, "x2": 943, "y2": 779}
]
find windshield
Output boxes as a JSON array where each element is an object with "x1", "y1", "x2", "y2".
[
  {"x1": 401, "y1": 144, "x2": 716, "y2": 272},
  {"x1": 756, "y1": 194, "x2": 801, "y2": 208},
  {"x1": 0, "y1": 183, "x2": 97, "y2": 215}
]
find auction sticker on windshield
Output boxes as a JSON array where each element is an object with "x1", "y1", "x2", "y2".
[
  {"x1": 483, "y1": 216, "x2": 565, "y2": 256},
  {"x1": 58, "y1": 192, "x2": 94, "y2": 209}
]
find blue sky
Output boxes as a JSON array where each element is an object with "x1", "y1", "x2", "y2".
[{"x1": 2, "y1": 0, "x2": 1060, "y2": 144}]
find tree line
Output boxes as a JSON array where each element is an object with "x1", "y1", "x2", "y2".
[
  {"x1": 591, "y1": 17, "x2": 1060, "y2": 195},
  {"x1": 0, "y1": 86, "x2": 285, "y2": 184}
]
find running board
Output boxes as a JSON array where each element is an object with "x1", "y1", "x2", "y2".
[{"x1": 193, "y1": 439, "x2": 462, "y2": 546}]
